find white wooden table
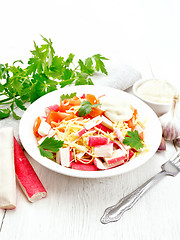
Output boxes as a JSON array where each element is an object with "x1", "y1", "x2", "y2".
[{"x1": 1, "y1": 1, "x2": 180, "y2": 239}]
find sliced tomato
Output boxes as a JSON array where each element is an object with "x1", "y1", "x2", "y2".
[
  {"x1": 88, "y1": 107, "x2": 104, "y2": 118},
  {"x1": 86, "y1": 94, "x2": 98, "y2": 104},
  {"x1": 59, "y1": 101, "x2": 70, "y2": 112},
  {"x1": 139, "y1": 131, "x2": 144, "y2": 140},
  {"x1": 33, "y1": 116, "x2": 41, "y2": 137},
  {"x1": 46, "y1": 110, "x2": 69, "y2": 124},
  {"x1": 59, "y1": 96, "x2": 81, "y2": 112},
  {"x1": 67, "y1": 96, "x2": 81, "y2": 106},
  {"x1": 64, "y1": 112, "x2": 76, "y2": 121},
  {"x1": 127, "y1": 117, "x2": 135, "y2": 130},
  {"x1": 126, "y1": 108, "x2": 138, "y2": 130}
]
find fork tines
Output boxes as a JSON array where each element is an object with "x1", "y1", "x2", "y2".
[{"x1": 170, "y1": 151, "x2": 180, "y2": 163}]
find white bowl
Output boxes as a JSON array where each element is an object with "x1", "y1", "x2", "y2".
[
  {"x1": 133, "y1": 79, "x2": 174, "y2": 116},
  {"x1": 19, "y1": 85, "x2": 162, "y2": 178}
]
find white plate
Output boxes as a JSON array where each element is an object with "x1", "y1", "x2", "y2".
[{"x1": 19, "y1": 85, "x2": 162, "y2": 178}]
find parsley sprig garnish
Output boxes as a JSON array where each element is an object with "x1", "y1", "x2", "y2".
[
  {"x1": 0, "y1": 36, "x2": 108, "y2": 119},
  {"x1": 78, "y1": 100, "x2": 101, "y2": 117},
  {"x1": 60, "y1": 92, "x2": 77, "y2": 101},
  {"x1": 38, "y1": 137, "x2": 64, "y2": 159},
  {"x1": 123, "y1": 130, "x2": 144, "y2": 150}
]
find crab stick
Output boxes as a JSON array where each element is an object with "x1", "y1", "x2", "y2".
[
  {"x1": 114, "y1": 128, "x2": 131, "y2": 151},
  {"x1": 94, "y1": 157, "x2": 107, "y2": 170},
  {"x1": 114, "y1": 127, "x2": 124, "y2": 143},
  {"x1": 104, "y1": 149, "x2": 126, "y2": 165},
  {"x1": 101, "y1": 116, "x2": 113, "y2": 130},
  {"x1": 94, "y1": 143, "x2": 113, "y2": 158},
  {"x1": 0, "y1": 127, "x2": 16, "y2": 210},
  {"x1": 84, "y1": 116, "x2": 102, "y2": 130},
  {"x1": 94, "y1": 156, "x2": 125, "y2": 170},
  {"x1": 45, "y1": 104, "x2": 60, "y2": 114},
  {"x1": 88, "y1": 136, "x2": 109, "y2": 147},
  {"x1": 71, "y1": 162, "x2": 97, "y2": 171},
  {"x1": 75, "y1": 128, "x2": 87, "y2": 137},
  {"x1": 38, "y1": 120, "x2": 51, "y2": 137},
  {"x1": 56, "y1": 147, "x2": 72, "y2": 167},
  {"x1": 95, "y1": 123, "x2": 113, "y2": 133},
  {"x1": 14, "y1": 137, "x2": 47, "y2": 202},
  {"x1": 103, "y1": 159, "x2": 125, "y2": 169}
]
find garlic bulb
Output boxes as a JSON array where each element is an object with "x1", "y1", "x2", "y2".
[{"x1": 159, "y1": 95, "x2": 180, "y2": 141}]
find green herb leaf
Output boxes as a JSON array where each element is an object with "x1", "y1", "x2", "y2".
[
  {"x1": 123, "y1": 130, "x2": 144, "y2": 150},
  {"x1": 12, "y1": 111, "x2": 21, "y2": 120},
  {"x1": 75, "y1": 77, "x2": 93, "y2": 86},
  {"x1": 60, "y1": 79, "x2": 75, "y2": 88},
  {"x1": 15, "y1": 98, "x2": 26, "y2": 111},
  {"x1": 10, "y1": 103, "x2": 21, "y2": 120},
  {"x1": 38, "y1": 137, "x2": 64, "y2": 153},
  {"x1": 0, "y1": 108, "x2": 11, "y2": 119},
  {"x1": 78, "y1": 100, "x2": 101, "y2": 117},
  {"x1": 92, "y1": 54, "x2": 109, "y2": 75},
  {"x1": 78, "y1": 59, "x2": 95, "y2": 76},
  {"x1": 60, "y1": 92, "x2": 77, "y2": 100},
  {"x1": 65, "y1": 53, "x2": 75, "y2": 67},
  {"x1": 13, "y1": 60, "x2": 24, "y2": 65},
  {"x1": 39, "y1": 148, "x2": 54, "y2": 159},
  {"x1": 0, "y1": 83, "x2": 4, "y2": 92}
]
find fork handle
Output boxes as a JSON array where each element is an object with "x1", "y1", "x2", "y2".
[{"x1": 101, "y1": 170, "x2": 166, "y2": 224}]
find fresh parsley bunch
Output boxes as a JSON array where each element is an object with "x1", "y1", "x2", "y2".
[{"x1": 0, "y1": 35, "x2": 108, "y2": 119}]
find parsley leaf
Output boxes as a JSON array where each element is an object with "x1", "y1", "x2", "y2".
[
  {"x1": 123, "y1": 130, "x2": 144, "y2": 150},
  {"x1": 15, "y1": 98, "x2": 27, "y2": 111},
  {"x1": 65, "y1": 53, "x2": 75, "y2": 67},
  {"x1": 75, "y1": 77, "x2": 93, "y2": 86},
  {"x1": 39, "y1": 148, "x2": 54, "y2": 159},
  {"x1": 78, "y1": 100, "x2": 101, "y2": 117},
  {"x1": 78, "y1": 59, "x2": 95, "y2": 76},
  {"x1": 60, "y1": 92, "x2": 77, "y2": 100},
  {"x1": 38, "y1": 137, "x2": 64, "y2": 152},
  {"x1": 92, "y1": 54, "x2": 109, "y2": 75},
  {"x1": 38, "y1": 137, "x2": 64, "y2": 159},
  {"x1": 0, "y1": 108, "x2": 11, "y2": 119}
]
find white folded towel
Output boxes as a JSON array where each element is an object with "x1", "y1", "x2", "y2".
[{"x1": 92, "y1": 64, "x2": 141, "y2": 90}]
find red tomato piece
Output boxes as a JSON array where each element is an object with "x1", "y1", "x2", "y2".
[{"x1": 33, "y1": 116, "x2": 41, "y2": 137}]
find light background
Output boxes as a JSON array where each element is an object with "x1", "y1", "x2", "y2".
[
  {"x1": 1, "y1": 0, "x2": 180, "y2": 85},
  {"x1": 0, "y1": 1, "x2": 180, "y2": 240}
]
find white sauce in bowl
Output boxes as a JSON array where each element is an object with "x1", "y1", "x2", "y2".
[{"x1": 136, "y1": 79, "x2": 177, "y2": 103}]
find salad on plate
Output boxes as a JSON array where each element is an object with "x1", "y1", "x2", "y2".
[{"x1": 33, "y1": 92, "x2": 148, "y2": 171}]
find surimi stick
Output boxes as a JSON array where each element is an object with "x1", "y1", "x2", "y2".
[
  {"x1": 0, "y1": 127, "x2": 16, "y2": 209},
  {"x1": 14, "y1": 137, "x2": 47, "y2": 202}
]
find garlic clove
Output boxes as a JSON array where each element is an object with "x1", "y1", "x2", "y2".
[
  {"x1": 157, "y1": 137, "x2": 166, "y2": 151},
  {"x1": 159, "y1": 95, "x2": 180, "y2": 141}
]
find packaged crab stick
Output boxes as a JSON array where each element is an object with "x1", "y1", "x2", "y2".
[{"x1": 0, "y1": 127, "x2": 16, "y2": 209}]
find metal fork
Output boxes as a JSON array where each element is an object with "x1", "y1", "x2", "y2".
[{"x1": 101, "y1": 151, "x2": 180, "y2": 224}]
